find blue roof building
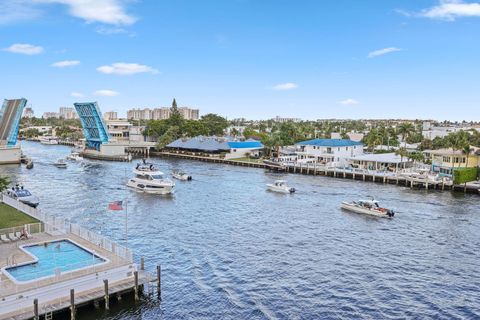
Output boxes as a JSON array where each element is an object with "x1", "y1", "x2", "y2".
[{"x1": 296, "y1": 138, "x2": 363, "y2": 147}]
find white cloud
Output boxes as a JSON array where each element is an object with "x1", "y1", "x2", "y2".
[
  {"x1": 96, "y1": 62, "x2": 159, "y2": 75},
  {"x1": 71, "y1": 92, "x2": 84, "y2": 98},
  {"x1": 94, "y1": 89, "x2": 119, "y2": 97},
  {"x1": 339, "y1": 98, "x2": 359, "y2": 106},
  {"x1": 0, "y1": 0, "x2": 42, "y2": 24},
  {"x1": 419, "y1": 0, "x2": 480, "y2": 21},
  {"x1": 272, "y1": 82, "x2": 298, "y2": 91},
  {"x1": 368, "y1": 47, "x2": 402, "y2": 58},
  {"x1": 3, "y1": 43, "x2": 44, "y2": 55},
  {"x1": 33, "y1": 0, "x2": 136, "y2": 25},
  {"x1": 51, "y1": 60, "x2": 80, "y2": 67}
]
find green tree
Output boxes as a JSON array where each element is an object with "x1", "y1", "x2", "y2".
[
  {"x1": 395, "y1": 146, "x2": 409, "y2": 163},
  {"x1": 200, "y1": 114, "x2": 228, "y2": 136},
  {"x1": 0, "y1": 176, "x2": 10, "y2": 192},
  {"x1": 157, "y1": 126, "x2": 181, "y2": 149}
]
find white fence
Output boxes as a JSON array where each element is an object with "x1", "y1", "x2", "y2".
[{"x1": 1, "y1": 194, "x2": 133, "y2": 262}]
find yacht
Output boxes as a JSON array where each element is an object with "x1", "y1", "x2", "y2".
[
  {"x1": 172, "y1": 170, "x2": 192, "y2": 181},
  {"x1": 66, "y1": 151, "x2": 83, "y2": 161},
  {"x1": 127, "y1": 162, "x2": 175, "y2": 195},
  {"x1": 341, "y1": 198, "x2": 395, "y2": 218},
  {"x1": 266, "y1": 180, "x2": 295, "y2": 194},
  {"x1": 5, "y1": 185, "x2": 40, "y2": 208},
  {"x1": 53, "y1": 159, "x2": 67, "y2": 168},
  {"x1": 39, "y1": 136, "x2": 59, "y2": 145}
]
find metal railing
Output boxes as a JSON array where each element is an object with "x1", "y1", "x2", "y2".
[{"x1": 1, "y1": 194, "x2": 133, "y2": 262}]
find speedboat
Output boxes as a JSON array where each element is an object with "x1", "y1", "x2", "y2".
[
  {"x1": 127, "y1": 162, "x2": 175, "y2": 195},
  {"x1": 341, "y1": 198, "x2": 394, "y2": 218},
  {"x1": 266, "y1": 180, "x2": 295, "y2": 194},
  {"x1": 5, "y1": 185, "x2": 40, "y2": 208},
  {"x1": 53, "y1": 159, "x2": 67, "y2": 168},
  {"x1": 172, "y1": 170, "x2": 192, "y2": 181},
  {"x1": 66, "y1": 151, "x2": 83, "y2": 161}
]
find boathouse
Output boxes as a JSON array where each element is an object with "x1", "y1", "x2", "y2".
[{"x1": 166, "y1": 136, "x2": 264, "y2": 159}]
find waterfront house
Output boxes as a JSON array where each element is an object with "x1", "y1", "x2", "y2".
[
  {"x1": 428, "y1": 148, "x2": 480, "y2": 176},
  {"x1": 166, "y1": 136, "x2": 264, "y2": 159},
  {"x1": 294, "y1": 139, "x2": 364, "y2": 167},
  {"x1": 348, "y1": 153, "x2": 413, "y2": 172}
]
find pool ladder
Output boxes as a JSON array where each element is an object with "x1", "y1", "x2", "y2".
[{"x1": 43, "y1": 305, "x2": 53, "y2": 320}]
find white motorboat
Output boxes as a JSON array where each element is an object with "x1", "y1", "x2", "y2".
[
  {"x1": 5, "y1": 185, "x2": 40, "y2": 208},
  {"x1": 266, "y1": 180, "x2": 295, "y2": 194},
  {"x1": 53, "y1": 159, "x2": 67, "y2": 168},
  {"x1": 172, "y1": 170, "x2": 192, "y2": 181},
  {"x1": 39, "y1": 136, "x2": 59, "y2": 145},
  {"x1": 127, "y1": 162, "x2": 175, "y2": 195},
  {"x1": 66, "y1": 152, "x2": 83, "y2": 161},
  {"x1": 341, "y1": 198, "x2": 395, "y2": 218}
]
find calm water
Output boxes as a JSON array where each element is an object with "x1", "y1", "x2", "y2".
[{"x1": 1, "y1": 141, "x2": 479, "y2": 319}]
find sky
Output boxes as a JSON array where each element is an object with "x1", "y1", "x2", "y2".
[{"x1": 1, "y1": 0, "x2": 480, "y2": 121}]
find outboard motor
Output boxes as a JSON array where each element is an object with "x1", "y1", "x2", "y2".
[
  {"x1": 289, "y1": 187, "x2": 296, "y2": 193},
  {"x1": 387, "y1": 210, "x2": 395, "y2": 217},
  {"x1": 187, "y1": 175, "x2": 192, "y2": 181}
]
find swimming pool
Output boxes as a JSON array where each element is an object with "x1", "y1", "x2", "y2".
[{"x1": 3, "y1": 239, "x2": 107, "y2": 283}]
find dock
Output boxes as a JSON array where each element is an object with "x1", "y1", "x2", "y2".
[
  {"x1": 154, "y1": 152, "x2": 480, "y2": 194},
  {"x1": 0, "y1": 196, "x2": 160, "y2": 320}
]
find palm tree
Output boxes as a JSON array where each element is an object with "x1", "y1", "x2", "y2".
[
  {"x1": 0, "y1": 176, "x2": 10, "y2": 192},
  {"x1": 462, "y1": 145, "x2": 473, "y2": 167},
  {"x1": 396, "y1": 146, "x2": 409, "y2": 163},
  {"x1": 397, "y1": 123, "x2": 415, "y2": 148},
  {"x1": 447, "y1": 131, "x2": 469, "y2": 168}
]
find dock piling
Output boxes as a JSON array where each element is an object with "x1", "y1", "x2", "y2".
[
  {"x1": 70, "y1": 289, "x2": 75, "y2": 319},
  {"x1": 34, "y1": 299, "x2": 39, "y2": 320},
  {"x1": 157, "y1": 265, "x2": 162, "y2": 301},
  {"x1": 134, "y1": 271, "x2": 139, "y2": 301},
  {"x1": 140, "y1": 257, "x2": 145, "y2": 270},
  {"x1": 104, "y1": 279, "x2": 109, "y2": 310}
]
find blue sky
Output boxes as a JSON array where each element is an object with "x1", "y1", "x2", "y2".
[{"x1": 1, "y1": 0, "x2": 480, "y2": 120}]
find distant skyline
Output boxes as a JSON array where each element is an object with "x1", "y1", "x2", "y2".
[{"x1": 1, "y1": 0, "x2": 480, "y2": 121}]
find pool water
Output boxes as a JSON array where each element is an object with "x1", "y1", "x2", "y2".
[{"x1": 5, "y1": 240, "x2": 106, "y2": 282}]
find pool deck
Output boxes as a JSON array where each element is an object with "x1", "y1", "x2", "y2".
[{"x1": 0, "y1": 232, "x2": 154, "y2": 320}]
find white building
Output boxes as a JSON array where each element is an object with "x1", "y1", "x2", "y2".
[
  {"x1": 127, "y1": 106, "x2": 200, "y2": 121},
  {"x1": 105, "y1": 119, "x2": 132, "y2": 141},
  {"x1": 22, "y1": 107, "x2": 34, "y2": 118},
  {"x1": 42, "y1": 112, "x2": 59, "y2": 119},
  {"x1": 103, "y1": 111, "x2": 118, "y2": 121},
  {"x1": 20, "y1": 126, "x2": 52, "y2": 135},
  {"x1": 330, "y1": 132, "x2": 364, "y2": 142},
  {"x1": 59, "y1": 107, "x2": 78, "y2": 119},
  {"x1": 294, "y1": 138, "x2": 364, "y2": 167},
  {"x1": 273, "y1": 116, "x2": 301, "y2": 123}
]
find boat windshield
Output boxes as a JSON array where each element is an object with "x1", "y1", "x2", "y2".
[
  {"x1": 150, "y1": 174, "x2": 164, "y2": 180},
  {"x1": 15, "y1": 190, "x2": 32, "y2": 197}
]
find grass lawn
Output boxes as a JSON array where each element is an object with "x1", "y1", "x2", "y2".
[
  {"x1": 0, "y1": 203, "x2": 39, "y2": 229},
  {"x1": 229, "y1": 157, "x2": 264, "y2": 164}
]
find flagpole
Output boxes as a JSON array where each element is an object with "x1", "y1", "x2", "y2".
[{"x1": 125, "y1": 198, "x2": 128, "y2": 247}]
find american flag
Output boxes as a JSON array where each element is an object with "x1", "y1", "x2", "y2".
[{"x1": 108, "y1": 201, "x2": 123, "y2": 211}]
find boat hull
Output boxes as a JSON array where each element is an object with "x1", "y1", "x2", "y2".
[
  {"x1": 341, "y1": 202, "x2": 393, "y2": 218},
  {"x1": 266, "y1": 185, "x2": 295, "y2": 194},
  {"x1": 127, "y1": 179, "x2": 174, "y2": 195}
]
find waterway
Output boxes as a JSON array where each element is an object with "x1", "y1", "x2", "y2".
[{"x1": 1, "y1": 141, "x2": 479, "y2": 319}]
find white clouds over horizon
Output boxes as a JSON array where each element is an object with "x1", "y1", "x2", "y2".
[
  {"x1": 94, "y1": 89, "x2": 119, "y2": 97},
  {"x1": 339, "y1": 98, "x2": 359, "y2": 106},
  {"x1": 2, "y1": 43, "x2": 44, "y2": 55},
  {"x1": 51, "y1": 60, "x2": 80, "y2": 67},
  {"x1": 368, "y1": 47, "x2": 402, "y2": 58},
  {"x1": 272, "y1": 82, "x2": 298, "y2": 91},
  {"x1": 97, "y1": 62, "x2": 159, "y2": 75}
]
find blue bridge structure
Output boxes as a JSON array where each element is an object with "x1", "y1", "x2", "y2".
[
  {"x1": 74, "y1": 102, "x2": 110, "y2": 151},
  {"x1": 0, "y1": 98, "x2": 27, "y2": 147}
]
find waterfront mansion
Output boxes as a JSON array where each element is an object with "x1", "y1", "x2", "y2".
[{"x1": 280, "y1": 138, "x2": 364, "y2": 167}]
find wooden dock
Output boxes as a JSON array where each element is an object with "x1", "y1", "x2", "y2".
[{"x1": 153, "y1": 152, "x2": 479, "y2": 194}]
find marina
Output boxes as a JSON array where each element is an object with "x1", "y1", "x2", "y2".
[{"x1": 1, "y1": 141, "x2": 479, "y2": 319}]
